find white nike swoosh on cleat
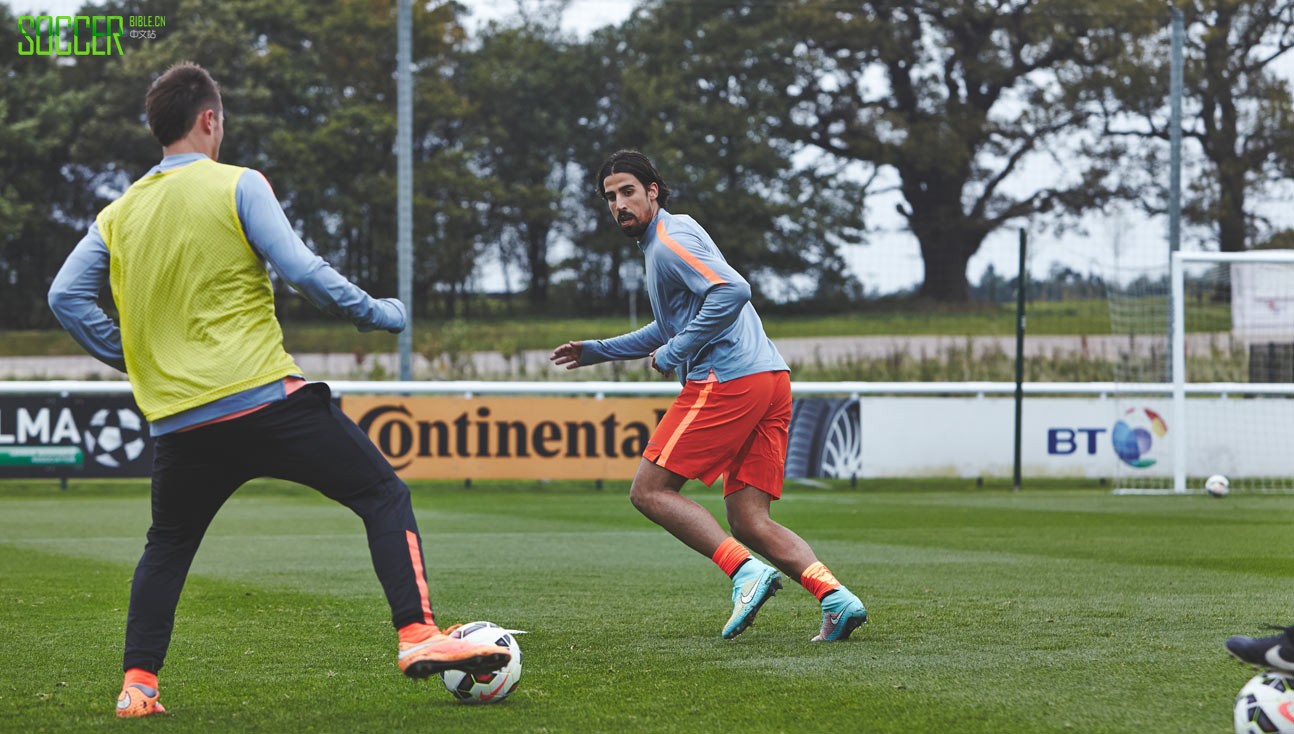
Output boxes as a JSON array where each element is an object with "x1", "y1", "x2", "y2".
[
  {"x1": 739, "y1": 585, "x2": 758, "y2": 604},
  {"x1": 826, "y1": 612, "x2": 843, "y2": 624},
  {"x1": 1266, "y1": 647, "x2": 1294, "y2": 670},
  {"x1": 397, "y1": 643, "x2": 432, "y2": 660}
]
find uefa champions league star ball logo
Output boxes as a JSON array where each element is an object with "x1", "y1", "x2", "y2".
[
  {"x1": 83, "y1": 407, "x2": 147, "y2": 468},
  {"x1": 1111, "y1": 407, "x2": 1168, "y2": 469}
]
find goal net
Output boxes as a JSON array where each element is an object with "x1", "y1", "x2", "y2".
[{"x1": 1109, "y1": 250, "x2": 1294, "y2": 494}]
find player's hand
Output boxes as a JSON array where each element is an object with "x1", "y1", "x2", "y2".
[
  {"x1": 382, "y1": 298, "x2": 407, "y2": 334},
  {"x1": 358, "y1": 298, "x2": 406, "y2": 334},
  {"x1": 649, "y1": 350, "x2": 673, "y2": 377},
  {"x1": 550, "y1": 341, "x2": 583, "y2": 370}
]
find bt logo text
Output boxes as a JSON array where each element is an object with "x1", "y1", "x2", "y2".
[{"x1": 1047, "y1": 428, "x2": 1107, "y2": 455}]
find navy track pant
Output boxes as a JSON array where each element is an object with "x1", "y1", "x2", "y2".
[{"x1": 123, "y1": 382, "x2": 433, "y2": 673}]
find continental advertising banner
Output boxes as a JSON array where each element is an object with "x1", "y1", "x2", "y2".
[
  {"x1": 0, "y1": 392, "x2": 860, "y2": 481},
  {"x1": 341, "y1": 396, "x2": 673, "y2": 480}
]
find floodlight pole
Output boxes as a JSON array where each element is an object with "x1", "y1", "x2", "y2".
[
  {"x1": 1168, "y1": 7, "x2": 1184, "y2": 490},
  {"x1": 396, "y1": 0, "x2": 413, "y2": 381},
  {"x1": 1013, "y1": 228, "x2": 1027, "y2": 491},
  {"x1": 1168, "y1": 7, "x2": 1183, "y2": 260},
  {"x1": 1167, "y1": 6, "x2": 1183, "y2": 381}
]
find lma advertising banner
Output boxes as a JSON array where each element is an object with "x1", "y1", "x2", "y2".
[{"x1": 0, "y1": 395, "x2": 154, "y2": 478}]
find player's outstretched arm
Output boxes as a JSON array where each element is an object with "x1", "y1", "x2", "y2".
[
  {"x1": 565, "y1": 321, "x2": 668, "y2": 370},
  {"x1": 550, "y1": 321, "x2": 667, "y2": 371},
  {"x1": 237, "y1": 170, "x2": 405, "y2": 334}
]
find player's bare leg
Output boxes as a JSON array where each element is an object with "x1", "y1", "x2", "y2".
[
  {"x1": 628, "y1": 458, "x2": 730, "y2": 555},
  {"x1": 724, "y1": 486, "x2": 818, "y2": 575},
  {"x1": 725, "y1": 486, "x2": 868, "y2": 641},
  {"x1": 628, "y1": 459, "x2": 780, "y2": 638}
]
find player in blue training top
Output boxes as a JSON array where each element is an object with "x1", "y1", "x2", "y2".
[
  {"x1": 48, "y1": 61, "x2": 508, "y2": 717},
  {"x1": 550, "y1": 150, "x2": 869, "y2": 641}
]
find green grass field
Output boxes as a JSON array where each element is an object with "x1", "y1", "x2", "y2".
[{"x1": 0, "y1": 478, "x2": 1288, "y2": 732}]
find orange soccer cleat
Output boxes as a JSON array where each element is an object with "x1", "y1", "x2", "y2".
[
  {"x1": 398, "y1": 624, "x2": 512, "y2": 680},
  {"x1": 115, "y1": 682, "x2": 166, "y2": 718}
]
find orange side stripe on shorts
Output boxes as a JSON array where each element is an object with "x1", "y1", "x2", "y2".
[
  {"x1": 657, "y1": 221, "x2": 726, "y2": 285},
  {"x1": 659, "y1": 381, "x2": 716, "y2": 465},
  {"x1": 405, "y1": 530, "x2": 434, "y2": 624}
]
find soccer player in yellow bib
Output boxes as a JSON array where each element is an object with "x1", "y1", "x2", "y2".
[{"x1": 48, "y1": 62, "x2": 509, "y2": 718}]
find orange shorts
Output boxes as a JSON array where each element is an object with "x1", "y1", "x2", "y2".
[{"x1": 643, "y1": 371, "x2": 791, "y2": 498}]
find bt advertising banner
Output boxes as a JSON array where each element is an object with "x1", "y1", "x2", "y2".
[{"x1": 858, "y1": 396, "x2": 1294, "y2": 478}]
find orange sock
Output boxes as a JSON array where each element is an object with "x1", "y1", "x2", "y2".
[
  {"x1": 800, "y1": 561, "x2": 842, "y2": 601},
  {"x1": 123, "y1": 668, "x2": 157, "y2": 690},
  {"x1": 398, "y1": 622, "x2": 442, "y2": 645},
  {"x1": 710, "y1": 537, "x2": 753, "y2": 578}
]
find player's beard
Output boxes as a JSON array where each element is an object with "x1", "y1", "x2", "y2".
[{"x1": 618, "y1": 213, "x2": 648, "y2": 239}]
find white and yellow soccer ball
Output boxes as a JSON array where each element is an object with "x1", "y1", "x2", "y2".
[
  {"x1": 439, "y1": 622, "x2": 523, "y2": 704},
  {"x1": 1234, "y1": 671, "x2": 1294, "y2": 734},
  {"x1": 1205, "y1": 474, "x2": 1231, "y2": 498}
]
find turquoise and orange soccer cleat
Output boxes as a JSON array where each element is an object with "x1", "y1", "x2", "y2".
[
  {"x1": 115, "y1": 683, "x2": 166, "y2": 718},
  {"x1": 398, "y1": 624, "x2": 512, "y2": 680},
  {"x1": 722, "y1": 561, "x2": 782, "y2": 640},
  {"x1": 812, "y1": 588, "x2": 868, "y2": 642}
]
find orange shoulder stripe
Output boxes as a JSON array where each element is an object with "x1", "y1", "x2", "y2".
[{"x1": 656, "y1": 220, "x2": 726, "y2": 286}]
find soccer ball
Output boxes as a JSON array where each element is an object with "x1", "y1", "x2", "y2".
[
  {"x1": 439, "y1": 622, "x2": 523, "y2": 704},
  {"x1": 1206, "y1": 474, "x2": 1231, "y2": 498},
  {"x1": 1234, "y1": 671, "x2": 1294, "y2": 733},
  {"x1": 83, "y1": 408, "x2": 147, "y2": 468}
]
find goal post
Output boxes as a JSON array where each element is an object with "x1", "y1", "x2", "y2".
[{"x1": 1168, "y1": 249, "x2": 1294, "y2": 493}]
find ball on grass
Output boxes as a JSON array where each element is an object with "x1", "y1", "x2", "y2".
[{"x1": 1205, "y1": 474, "x2": 1230, "y2": 498}]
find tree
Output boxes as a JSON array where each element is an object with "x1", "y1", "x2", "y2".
[
  {"x1": 8, "y1": 0, "x2": 487, "y2": 322},
  {"x1": 762, "y1": 0, "x2": 1159, "y2": 301},
  {"x1": 564, "y1": 0, "x2": 867, "y2": 310},
  {"x1": 0, "y1": 3, "x2": 158, "y2": 329},
  {"x1": 1100, "y1": 1, "x2": 1294, "y2": 252},
  {"x1": 458, "y1": 20, "x2": 596, "y2": 306},
  {"x1": 0, "y1": 6, "x2": 71, "y2": 328}
]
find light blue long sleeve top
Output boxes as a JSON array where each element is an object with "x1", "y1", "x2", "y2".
[
  {"x1": 48, "y1": 153, "x2": 406, "y2": 435},
  {"x1": 579, "y1": 209, "x2": 788, "y2": 383}
]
